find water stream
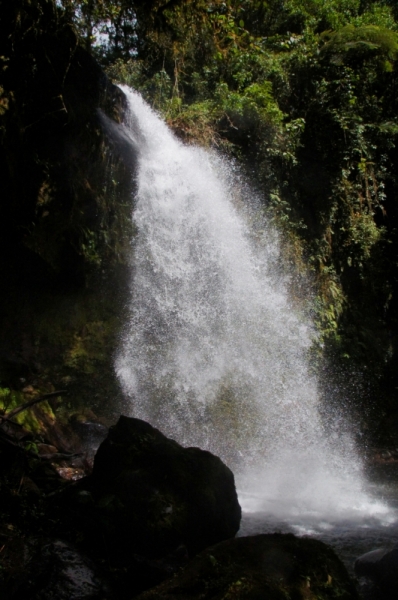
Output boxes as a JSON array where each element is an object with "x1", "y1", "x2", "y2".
[{"x1": 115, "y1": 87, "x2": 398, "y2": 578}]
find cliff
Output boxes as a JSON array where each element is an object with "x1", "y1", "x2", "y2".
[{"x1": 0, "y1": 0, "x2": 132, "y2": 417}]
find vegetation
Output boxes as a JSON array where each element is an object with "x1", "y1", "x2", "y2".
[
  {"x1": 1, "y1": 0, "x2": 397, "y2": 441},
  {"x1": 55, "y1": 0, "x2": 398, "y2": 441},
  {"x1": 0, "y1": 0, "x2": 133, "y2": 433},
  {"x1": 1, "y1": 4, "x2": 398, "y2": 592}
]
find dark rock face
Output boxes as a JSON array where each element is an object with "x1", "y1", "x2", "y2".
[
  {"x1": 75, "y1": 416, "x2": 241, "y2": 559},
  {"x1": 0, "y1": 0, "x2": 129, "y2": 276},
  {"x1": 0, "y1": 0, "x2": 135, "y2": 412},
  {"x1": 355, "y1": 544, "x2": 398, "y2": 598},
  {"x1": 0, "y1": 0, "x2": 128, "y2": 287},
  {"x1": 6, "y1": 539, "x2": 114, "y2": 600},
  {"x1": 135, "y1": 533, "x2": 358, "y2": 600}
]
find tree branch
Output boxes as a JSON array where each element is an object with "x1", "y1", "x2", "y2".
[{"x1": 0, "y1": 390, "x2": 67, "y2": 423}]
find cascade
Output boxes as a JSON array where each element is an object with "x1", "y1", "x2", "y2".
[{"x1": 115, "y1": 87, "x2": 395, "y2": 531}]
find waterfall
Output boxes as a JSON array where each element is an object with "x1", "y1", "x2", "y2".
[{"x1": 116, "y1": 87, "x2": 393, "y2": 526}]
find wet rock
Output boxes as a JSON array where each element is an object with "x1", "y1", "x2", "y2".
[
  {"x1": 4, "y1": 538, "x2": 115, "y2": 600},
  {"x1": 73, "y1": 416, "x2": 241, "y2": 559},
  {"x1": 37, "y1": 443, "x2": 58, "y2": 456},
  {"x1": 97, "y1": 108, "x2": 139, "y2": 166},
  {"x1": 136, "y1": 533, "x2": 358, "y2": 600},
  {"x1": 70, "y1": 418, "x2": 108, "y2": 468},
  {"x1": 72, "y1": 420, "x2": 108, "y2": 446},
  {"x1": 54, "y1": 465, "x2": 86, "y2": 481},
  {"x1": 355, "y1": 544, "x2": 398, "y2": 598},
  {"x1": 123, "y1": 545, "x2": 191, "y2": 596}
]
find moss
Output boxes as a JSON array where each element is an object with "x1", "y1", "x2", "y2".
[
  {"x1": 0, "y1": 85, "x2": 11, "y2": 116},
  {"x1": 63, "y1": 320, "x2": 115, "y2": 375},
  {"x1": 0, "y1": 386, "x2": 56, "y2": 434},
  {"x1": 137, "y1": 534, "x2": 358, "y2": 600}
]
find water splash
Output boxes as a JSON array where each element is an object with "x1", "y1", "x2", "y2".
[{"x1": 115, "y1": 86, "x2": 394, "y2": 525}]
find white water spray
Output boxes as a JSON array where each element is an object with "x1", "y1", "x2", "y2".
[{"x1": 116, "y1": 87, "x2": 393, "y2": 526}]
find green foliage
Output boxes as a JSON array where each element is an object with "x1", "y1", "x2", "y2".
[
  {"x1": 64, "y1": 320, "x2": 112, "y2": 374},
  {"x1": 321, "y1": 24, "x2": 398, "y2": 65},
  {"x1": 80, "y1": 228, "x2": 102, "y2": 266},
  {"x1": 215, "y1": 81, "x2": 284, "y2": 125},
  {"x1": 58, "y1": 0, "x2": 398, "y2": 427},
  {"x1": 105, "y1": 58, "x2": 144, "y2": 89},
  {"x1": 0, "y1": 387, "x2": 55, "y2": 432}
]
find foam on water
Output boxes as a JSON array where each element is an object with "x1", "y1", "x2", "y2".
[{"x1": 115, "y1": 86, "x2": 396, "y2": 527}]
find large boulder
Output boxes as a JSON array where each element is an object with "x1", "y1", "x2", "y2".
[
  {"x1": 73, "y1": 416, "x2": 241, "y2": 560},
  {"x1": 135, "y1": 533, "x2": 358, "y2": 600},
  {"x1": 355, "y1": 544, "x2": 398, "y2": 598}
]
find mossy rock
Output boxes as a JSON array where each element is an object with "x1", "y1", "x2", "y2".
[{"x1": 136, "y1": 533, "x2": 358, "y2": 600}]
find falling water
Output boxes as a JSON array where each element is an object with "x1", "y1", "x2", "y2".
[{"x1": 115, "y1": 87, "x2": 395, "y2": 533}]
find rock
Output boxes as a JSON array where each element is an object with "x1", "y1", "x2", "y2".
[
  {"x1": 0, "y1": 0, "x2": 132, "y2": 420},
  {"x1": 122, "y1": 546, "x2": 190, "y2": 597},
  {"x1": 135, "y1": 533, "x2": 358, "y2": 600},
  {"x1": 3, "y1": 538, "x2": 115, "y2": 600},
  {"x1": 355, "y1": 544, "x2": 398, "y2": 597},
  {"x1": 22, "y1": 385, "x2": 35, "y2": 394},
  {"x1": 73, "y1": 416, "x2": 241, "y2": 560},
  {"x1": 70, "y1": 419, "x2": 109, "y2": 469},
  {"x1": 20, "y1": 476, "x2": 41, "y2": 497},
  {"x1": 54, "y1": 465, "x2": 86, "y2": 481},
  {"x1": 37, "y1": 443, "x2": 58, "y2": 456}
]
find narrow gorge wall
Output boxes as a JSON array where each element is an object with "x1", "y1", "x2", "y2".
[{"x1": 0, "y1": 0, "x2": 133, "y2": 414}]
